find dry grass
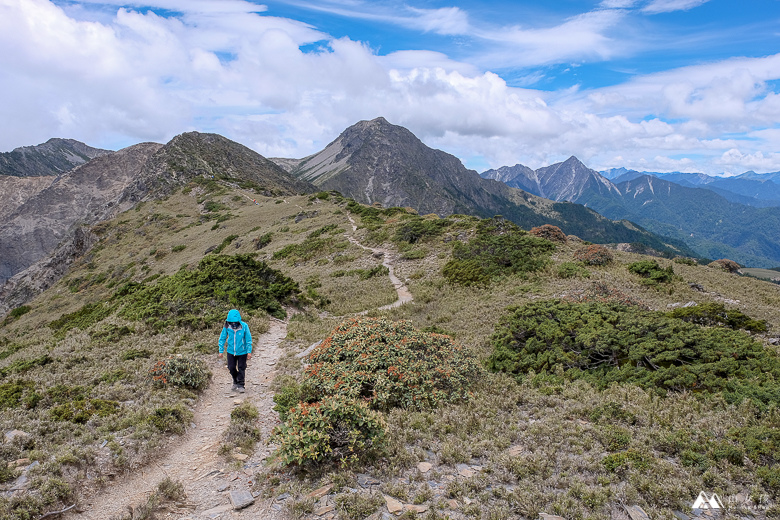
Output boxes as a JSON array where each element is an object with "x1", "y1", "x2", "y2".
[{"x1": 2, "y1": 183, "x2": 780, "y2": 519}]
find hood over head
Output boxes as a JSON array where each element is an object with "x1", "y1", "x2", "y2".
[{"x1": 226, "y1": 309, "x2": 242, "y2": 322}]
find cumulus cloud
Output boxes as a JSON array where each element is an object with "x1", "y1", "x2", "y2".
[{"x1": 1, "y1": 0, "x2": 779, "y2": 177}]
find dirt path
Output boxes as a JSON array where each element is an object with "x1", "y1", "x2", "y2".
[
  {"x1": 345, "y1": 214, "x2": 413, "y2": 311},
  {"x1": 64, "y1": 319, "x2": 288, "y2": 520},
  {"x1": 63, "y1": 218, "x2": 410, "y2": 519}
]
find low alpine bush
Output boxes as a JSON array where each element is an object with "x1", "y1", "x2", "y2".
[
  {"x1": 271, "y1": 395, "x2": 387, "y2": 467},
  {"x1": 529, "y1": 224, "x2": 567, "y2": 243},
  {"x1": 486, "y1": 300, "x2": 780, "y2": 408},
  {"x1": 668, "y1": 302, "x2": 768, "y2": 333},
  {"x1": 573, "y1": 245, "x2": 613, "y2": 266},
  {"x1": 302, "y1": 317, "x2": 482, "y2": 410},
  {"x1": 627, "y1": 260, "x2": 677, "y2": 285},
  {"x1": 443, "y1": 217, "x2": 554, "y2": 286},
  {"x1": 148, "y1": 357, "x2": 211, "y2": 391}
]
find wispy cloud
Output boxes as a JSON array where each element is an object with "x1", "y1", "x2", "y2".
[{"x1": 642, "y1": 0, "x2": 711, "y2": 15}]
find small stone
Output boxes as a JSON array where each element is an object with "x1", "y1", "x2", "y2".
[
  {"x1": 463, "y1": 497, "x2": 472, "y2": 505},
  {"x1": 384, "y1": 495, "x2": 404, "y2": 514},
  {"x1": 314, "y1": 505, "x2": 336, "y2": 516},
  {"x1": 229, "y1": 490, "x2": 255, "y2": 510},
  {"x1": 232, "y1": 453, "x2": 248, "y2": 461},
  {"x1": 404, "y1": 504, "x2": 429, "y2": 513},
  {"x1": 417, "y1": 462, "x2": 432, "y2": 473},
  {"x1": 307, "y1": 484, "x2": 334, "y2": 499},
  {"x1": 202, "y1": 504, "x2": 232, "y2": 516},
  {"x1": 233, "y1": 399, "x2": 242, "y2": 405},
  {"x1": 507, "y1": 445, "x2": 524, "y2": 457},
  {"x1": 539, "y1": 514, "x2": 566, "y2": 520},
  {"x1": 624, "y1": 505, "x2": 651, "y2": 520},
  {"x1": 358, "y1": 474, "x2": 381, "y2": 488},
  {"x1": 446, "y1": 499, "x2": 459, "y2": 509},
  {"x1": 458, "y1": 467, "x2": 475, "y2": 478},
  {"x1": 275, "y1": 492, "x2": 291, "y2": 501},
  {"x1": 4, "y1": 430, "x2": 29, "y2": 443},
  {"x1": 217, "y1": 483, "x2": 229, "y2": 492}
]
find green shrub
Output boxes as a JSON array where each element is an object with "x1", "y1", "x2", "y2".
[
  {"x1": 557, "y1": 262, "x2": 590, "y2": 279},
  {"x1": 171, "y1": 244, "x2": 187, "y2": 252},
  {"x1": 211, "y1": 234, "x2": 239, "y2": 254},
  {"x1": 668, "y1": 302, "x2": 768, "y2": 333},
  {"x1": 674, "y1": 257, "x2": 697, "y2": 266},
  {"x1": 600, "y1": 425, "x2": 632, "y2": 451},
  {"x1": 303, "y1": 317, "x2": 482, "y2": 410},
  {"x1": 8, "y1": 305, "x2": 31, "y2": 319},
  {"x1": 272, "y1": 379, "x2": 315, "y2": 421},
  {"x1": 117, "y1": 253, "x2": 298, "y2": 328},
  {"x1": 602, "y1": 450, "x2": 650, "y2": 472},
  {"x1": 443, "y1": 217, "x2": 554, "y2": 286},
  {"x1": 486, "y1": 300, "x2": 780, "y2": 408},
  {"x1": 49, "y1": 302, "x2": 114, "y2": 337},
  {"x1": 231, "y1": 401, "x2": 259, "y2": 422},
  {"x1": 0, "y1": 381, "x2": 35, "y2": 410},
  {"x1": 253, "y1": 232, "x2": 273, "y2": 250},
  {"x1": 394, "y1": 217, "x2": 450, "y2": 244},
  {"x1": 91, "y1": 324, "x2": 134, "y2": 342},
  {"x1": 573, "y1": 245, "x2": 613, "y2": 266},
  {"x1": 273, "y1": 225, "x2": 342, "y2": 261},
  {"x1": 271, "y1": 395, "x2": 387, "y2": 467},
  {"x1": 148, "y1": 357, "x2": 211, "y2": 391},
  {"x1": 758, "y1": 465, "x2": 780, "y2": 498},
  {"x1": 0, "y1": 355, "x2": 52, "y2": 378},
  {"x1": 50, "y1": 399, "x2": 120, "y2": 424},
  {"x1": 203, "y1": 200, "x2": 228, "y2": 212},
  {"x1": 334, "y1": 492, "x2": 385, "y2": 520},
  {"x1": 148, "y1": 405, "x2": 192, "y2": 434},
  {"x1": 627, "y1": 260, "x2": 677, "y2": 285},
  {"x1": 121, "y1": 348, "x2": 152, "y2": 361}
]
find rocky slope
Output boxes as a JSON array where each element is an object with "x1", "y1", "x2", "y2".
[
  {"x1": 0, "y1": 138, "x2": 110, "y2": 177},
  {"x1": 0, "y1": 175, "x2": 54, "y2": 221},
  {"x1": 279, "y1": 118, "x2": 692, "y2": 255},
  {"x1": 0, "y1": 132, "x2": 314, "y2": 314}
]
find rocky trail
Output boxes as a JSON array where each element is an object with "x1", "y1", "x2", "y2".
[{"x1": 59, "y1": 215, "x2": 413, "y2": 520}]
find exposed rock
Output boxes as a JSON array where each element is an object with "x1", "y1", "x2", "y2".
[
  {"x1": 539, "y1": 514, "x2": 566, "y2": 520},
  {"x1": 307, "y1": 484, "x2": 334, "y2": 499},
  {"x1": 383, "y1": 495, "x2": 403, "y2": 514},
  {"x1": 624, "y1": 504, "x2": 651, "y2": 520},
  {"x1": 357, "y1": 474, "x2": 380, "y2": 488},
  {"x1": 417, "y1": 462, "x2": 432, "y2": 473},
  {"x1": 228, "y1": 490, "x2": 254, "y2": 510},
  {"x1": 4, "y1": 430, "x2": 30, "y2": 443}
]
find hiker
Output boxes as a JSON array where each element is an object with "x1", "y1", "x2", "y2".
[{"x1": 218, "y1": 309, "x2": 252, "y2": 393}]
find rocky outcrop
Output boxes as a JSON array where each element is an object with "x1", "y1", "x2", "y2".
[{"x1": 0, "y1": 138, "x2": 110, "y2": 177}]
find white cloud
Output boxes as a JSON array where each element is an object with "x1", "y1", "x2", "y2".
[
  {"x1": 1, "y1": 0, "x2": 780, "y2": 178},
  {"x1": 715, "y1": 149, "x2": 780, "y2": 174},
  {"x1": 642, "y1": 0, "x2": 711, "y2": 14}
]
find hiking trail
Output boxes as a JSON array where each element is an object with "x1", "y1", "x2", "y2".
[{"x1": 62, "y1": 214, "x2": 412, "y2": 519}]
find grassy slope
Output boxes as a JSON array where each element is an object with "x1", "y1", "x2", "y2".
[{"x1": 1, "y1": 181, "x2": 779, "y2": 518}]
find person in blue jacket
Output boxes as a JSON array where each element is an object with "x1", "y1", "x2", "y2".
[{"x1": 218, "y1": 309, "x2": 252, "y2": 393}]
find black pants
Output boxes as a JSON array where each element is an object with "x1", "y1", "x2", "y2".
[{"x1": 227, "y1": 353, "x2": 247, "y2": 387}]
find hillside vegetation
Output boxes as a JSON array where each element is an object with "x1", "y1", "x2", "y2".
[{"x1": 0, "y1": 178, "x2": 779, "y2": 519}]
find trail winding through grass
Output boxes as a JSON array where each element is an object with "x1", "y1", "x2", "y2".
[{"x1": 62, "y1": 214, "x2": 411, "y2": 519}]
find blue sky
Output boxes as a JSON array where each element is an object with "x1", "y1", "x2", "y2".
[{"x1": 2, "y1": 0, "x2": 780, "y2": 174}]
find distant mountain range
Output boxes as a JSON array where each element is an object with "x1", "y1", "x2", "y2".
[
  {"x1": 274, "y1": 117, "x2": 694, "y2": 255},
  {"x1": 484, "y1": 159, "x2": 780, "y2": 267},
  {"x1": 602, "y1": 167, "x2": 780, "y2": 208}
]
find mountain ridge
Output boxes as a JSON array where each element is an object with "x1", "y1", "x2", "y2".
[
  {"x1": 0, "y1": 137, "x2": 111, "y2": 177},
  {"x1": 277, "y1": 118, "x2": 693, "y2": 256}
]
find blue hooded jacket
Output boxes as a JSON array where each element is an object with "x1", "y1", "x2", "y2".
[{"x1": 219, "y1": 309, "x2": 252, "y2": 356}]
